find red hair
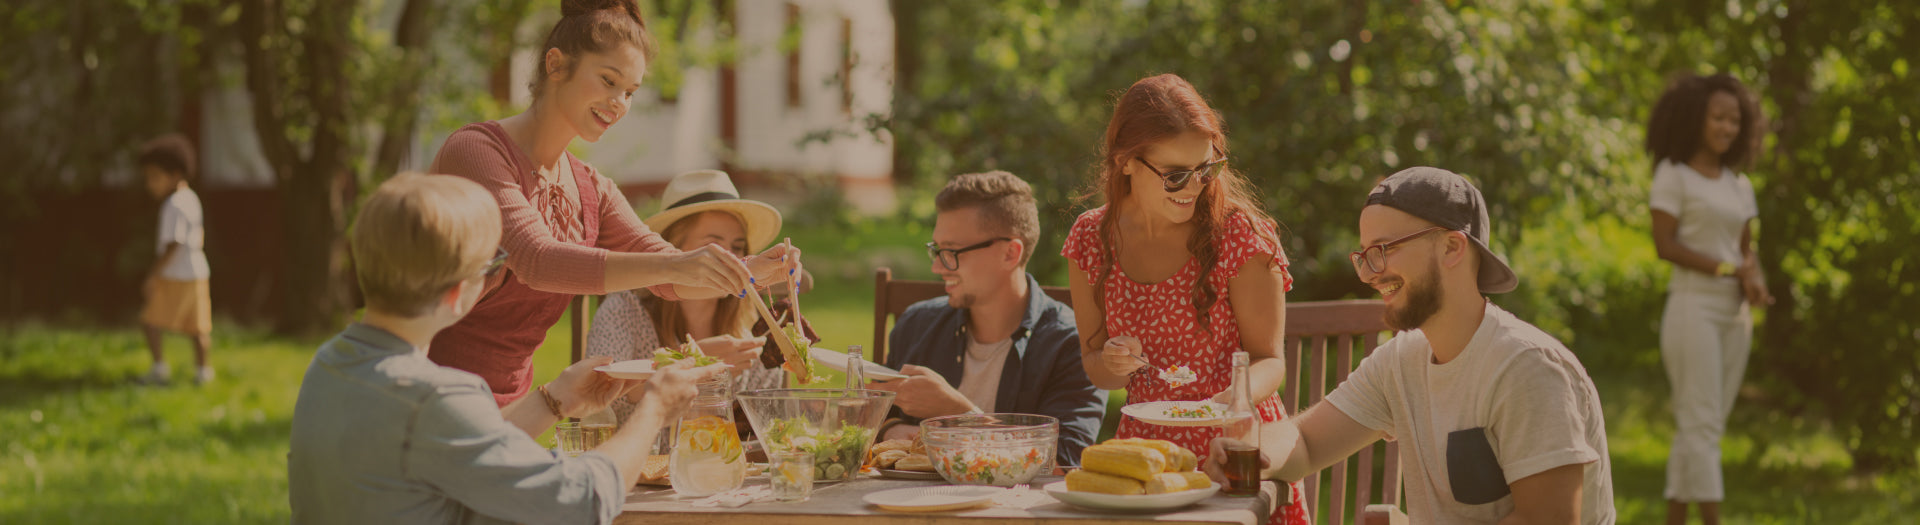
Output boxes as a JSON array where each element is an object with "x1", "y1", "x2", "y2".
[{"x1": 1085, "y1": 74, "x2": 1278, "y2": 333}]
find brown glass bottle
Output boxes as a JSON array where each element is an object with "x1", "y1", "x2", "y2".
[{"x1": 1220, "y1": 351, "x2": 1262, "y2": 496}]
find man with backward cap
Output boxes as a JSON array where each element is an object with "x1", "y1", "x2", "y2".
[{"x1": 1203, "y1": 167, "x2": 1616, "y2": 524}]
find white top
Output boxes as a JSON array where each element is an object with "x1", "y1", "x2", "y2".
[
  {"x1": 1649, "y1": 159, "x2": 1757, "y2": 291},
  {"x1": 1324, "y1": 303, "x2": 1615, "y2": 525},
  {"x1": 955, "y1": 337, "x2": 1012, "y2": 413},
  {"x1": 155, "y1": 187, "x2": 210, "y2": 280}
]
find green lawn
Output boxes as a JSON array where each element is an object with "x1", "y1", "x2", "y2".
[{"x1": 2, "y1": 221, "x2": 1913, "y2": 522}]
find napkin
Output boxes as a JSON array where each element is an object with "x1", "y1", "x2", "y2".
[
  {"x1": 690, "y1": 486, "x2": 772, "y2": 508},
  {"x1": 991, "y1": 484, "x2": 1053, "y2": 509}
]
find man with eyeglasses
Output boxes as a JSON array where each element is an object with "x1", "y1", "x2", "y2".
[
  {"x1": 868, "y1": 171, "x2": 1106, "y2": 467},
  {"x1": 1203, "y1": 167, "x2": 1615, "y2": 524}
]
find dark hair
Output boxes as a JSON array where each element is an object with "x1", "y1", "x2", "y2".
[
  {"x1": 136, "y1": 133, "x2": 197, "y2": 181},
  {"x1": 935, "y1": 171, "x2": 1042, "y2": 266},
  {"x1": 529, "y1": 0, "x2": 657, "y2": 100},
  {"x1": 1087, "y1": 74, "x2": 1278, "y2": 333},
  {"x1": 1646, "y1": 72, "x2": 1765, "y2": 170}
]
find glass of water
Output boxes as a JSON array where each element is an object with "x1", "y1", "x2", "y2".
[
  {"x1": 554, "y1": 422, "x2": 587, "y2": 458},
  {"x1": 769, "y1": 450, "x2": 813, "y2": 502}
]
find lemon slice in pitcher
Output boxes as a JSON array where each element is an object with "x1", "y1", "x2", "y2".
[{"x1": 689, "y1": 429, "x2": 715, "y2": 452}]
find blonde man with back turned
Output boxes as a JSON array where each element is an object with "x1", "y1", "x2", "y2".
[{"x1": 289, "y1": 173, "x2": 726, "y2": 524}]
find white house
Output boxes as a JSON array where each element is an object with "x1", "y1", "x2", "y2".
[
  {"x1": 195, "y1": 0, "x2": 898, "y2": 214},
  {"x1": 500, "y1": 0, "x2": 897, "y2": 214}
]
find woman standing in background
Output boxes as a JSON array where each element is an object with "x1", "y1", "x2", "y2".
[{"x1": 1646, "y1": 72, "x2": 1773, "y2": 525}]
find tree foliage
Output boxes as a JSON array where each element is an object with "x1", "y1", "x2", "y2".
[{"x1": 889, "y1": 0, "x2": 1918, "y2": 472}]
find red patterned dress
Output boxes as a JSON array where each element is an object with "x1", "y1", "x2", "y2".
[{"x1": 1063, "y1": 206, "x2": 1310, "y2": 525}]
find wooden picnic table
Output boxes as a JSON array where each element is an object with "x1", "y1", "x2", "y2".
[{"x1": 615, "y1": 474, "x2": 1279, "y2": 525}]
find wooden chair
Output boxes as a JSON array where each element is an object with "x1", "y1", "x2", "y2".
[
  {"x1": 569, "y1": 295, "x2": 592, "y2": 364},
  {"x1": 871, "y1": 267, "x2": 1071, "y2": 365},
  {"x1": 1280, "y1": 299, "x2": 1404, "y2": 525}
]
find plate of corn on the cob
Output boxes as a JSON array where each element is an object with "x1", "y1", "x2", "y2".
[{"x1": 1047, "y1": 438, "x2": 1218, "y2": 511}]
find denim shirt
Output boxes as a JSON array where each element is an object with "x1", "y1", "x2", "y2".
[
  {"x1": 290, "y1": 323, "x2": 625, "y2": 524},
  {"x1": 884, "y1": 273, "x2": 1108, "y2": 466}
]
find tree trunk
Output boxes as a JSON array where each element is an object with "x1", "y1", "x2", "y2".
[
  {"x1": 239, "y1": 0, "x2": 360, "y2": 335},
  {"x1": 274, "y1": 0, "x2": 360, "y2": 335},
  {"x1": 1757, "y1": 0, "x2": 1810, "y2": 400},
  {"x1": 371, "y1": 0, "x2": 441, "y2": 179}
]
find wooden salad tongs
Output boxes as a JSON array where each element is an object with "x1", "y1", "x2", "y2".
[{"x1": 745, "y1": 238, "x2": 812, "y2": 383}]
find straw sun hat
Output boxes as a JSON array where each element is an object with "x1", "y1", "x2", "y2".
[{"x1": 643, "y1": 170, "x2": 783, "y2": 253}]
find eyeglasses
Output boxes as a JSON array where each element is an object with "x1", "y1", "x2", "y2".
[
  {"x1": 926, "y1": 238, "x2": 1011, "y2": 271},
  {"x1": 481, "y1": 248, "x2": 509, "y2": 278},
  {"x1": 1349, "y1": 227, "x2": 1449, "y2": 275},
  {"x1": 1137, "y1": 144, "x2": 1228, "y2": 193}
]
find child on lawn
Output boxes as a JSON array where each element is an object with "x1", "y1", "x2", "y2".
[{"x1": 137, "y1": 134, "x2": 213, "y2": 385}]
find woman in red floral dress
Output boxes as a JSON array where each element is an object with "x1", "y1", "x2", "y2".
[{"x1": 1062, "y1": 74, "x2": 1309, "y2": 525}]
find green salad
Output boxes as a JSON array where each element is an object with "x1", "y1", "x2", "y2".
[
  {"x1": 776, "y1": 322, "x2": 820, "y2": 384},
  {"x1": 652, "y1": 338, "x2": 720, "y2": 367},
  {"x1": 763, "y1": 417, "x2": 872, "y2": 481}
]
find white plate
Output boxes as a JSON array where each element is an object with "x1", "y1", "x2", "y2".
[
  {"x1": 594, "y1": 359, "x2": 656, "y2": 380},
  {"x1": 1120, "y1": 401, "x2": 1228, "y2": 427},
  {"x1": 864, "y1": 485, "x2": 1005, "y2": 512},
  {"x1": 808, "y1": 347, "x2": 909, "y2": 380},
  {"x1": 1042, "y1": 480, "x2": 1220, "y2": 511},
  {"x1": 874, "y1": 468, "x2": 946, "y2": 481}
]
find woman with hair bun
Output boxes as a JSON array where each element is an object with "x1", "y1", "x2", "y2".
[
  {"x1": 427, "y1": 0, "x2": 803, "y2": 414},
  {"x1": 1646, "y1": 72, "x2": 1772, "y2": 525}
]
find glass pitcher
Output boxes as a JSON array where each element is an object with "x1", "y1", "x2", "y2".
[{"x1": 669, "y1": 374, "x2": 746, "y2": 497}]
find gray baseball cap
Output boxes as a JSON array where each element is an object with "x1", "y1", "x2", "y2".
[{"x1": 1363, "y1": 167, "x2": 1518, "y2": 294}]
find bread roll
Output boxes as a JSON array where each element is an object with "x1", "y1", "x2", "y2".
[
  {"x1": 894, "y1": 454, "x2": 935, "y2": 472},
  {"x1": 871, "y1": 439, "x2": 913, "y2": 455},
  {"x1": 873, "y1": 449, "x2": 909, "y2": 469}
]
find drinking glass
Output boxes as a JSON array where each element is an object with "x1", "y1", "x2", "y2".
[{"x1": 769, "y1": 450, "x2": 814, "y2": 502}]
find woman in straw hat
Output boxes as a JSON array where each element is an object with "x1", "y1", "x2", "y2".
[{"x1": 584, "y1": 170, "x2": 819, "y2": 426}]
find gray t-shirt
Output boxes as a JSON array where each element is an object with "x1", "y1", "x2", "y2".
[
  {"x1": 956, "y1": 337, "x2": 1014, "y2": 412},
  {"x1": 1325, "y1": 303, "x2": 1615, "y2": 524}
]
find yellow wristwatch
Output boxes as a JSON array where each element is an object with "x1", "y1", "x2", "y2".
[{"x1": 1715, "y1": 261, "x2": 1736, "y2": 277}]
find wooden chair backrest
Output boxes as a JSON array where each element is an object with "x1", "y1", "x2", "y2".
[
  {"x1": 871, "y1": 267, "x2": 1071, "y2": 365},
  {"x1": 569, "y1": 295, "x2": 591, "y2": 364},
  {"x1": 1282, "y1": 299, "x2": 1400, "y2": 525}
]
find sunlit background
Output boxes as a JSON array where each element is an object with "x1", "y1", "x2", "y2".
[{"x1": 2, "y1": 0, "x2": 1915, "y2": 522}]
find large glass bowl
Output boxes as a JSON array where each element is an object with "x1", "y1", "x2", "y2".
[
  {"x1": 920, "y1": 413, "x2": 1057, "y2": 487},
  {"x1": 737, "y1": 389, "x2": 895, "y2": 482}
]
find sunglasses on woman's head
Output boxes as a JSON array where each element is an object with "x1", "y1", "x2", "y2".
[{"x1": 1137, "y1": 144, "x2": 1228, "y2": 192}]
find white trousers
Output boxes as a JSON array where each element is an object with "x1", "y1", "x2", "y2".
[{"x1": 1660, "y1": 274, "x2": 1751, "y2": 502}]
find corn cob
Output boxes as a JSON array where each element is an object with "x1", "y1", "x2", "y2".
[
  {"x1": 1105, "y1": 438, "x2": 1198, "y2": 472},
  {"x1": 1080, "y1": 444, "x2": 1167, "y2": 482},
  {"x1": 1144, "y1": 472, "x2": 1214, "y2": 494},
  {"x1": 1066, "y1": 469, "x2": 1146, "y2": 495}
]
